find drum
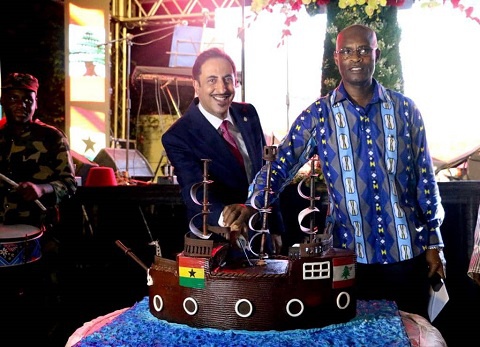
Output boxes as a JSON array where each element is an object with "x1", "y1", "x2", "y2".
[{"x1": 0, "y1": 224, "x2": 43, "y2": 267}]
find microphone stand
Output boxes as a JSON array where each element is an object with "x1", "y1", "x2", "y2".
[{"x1": 125, "y1": 36, "x2": 132, "y2": 174}]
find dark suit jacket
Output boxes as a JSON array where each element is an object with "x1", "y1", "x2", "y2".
[{"x1": 162, "y1": 98, "x2": 284, "y2": 234}]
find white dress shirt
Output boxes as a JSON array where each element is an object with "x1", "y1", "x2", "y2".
[{"x1": 198, "y1": 103, "x2": 252, "y2": 181}]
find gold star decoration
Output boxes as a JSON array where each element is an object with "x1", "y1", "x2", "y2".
[{"x1": 83, "y1": 136, "x2": 96, "y2": 153}]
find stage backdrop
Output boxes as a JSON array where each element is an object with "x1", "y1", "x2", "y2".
[{"x1": 65, "y1": 0, "x2": 110, "y2": 161}]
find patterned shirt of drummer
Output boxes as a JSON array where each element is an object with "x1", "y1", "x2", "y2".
[
  {"x1": 248, "y1": 79, "x2": 444, "y2": 264},
  {"x1": 0, "y1": 119, "x2": 77, "y2": 227}
]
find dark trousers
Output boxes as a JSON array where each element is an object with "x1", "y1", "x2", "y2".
[
  {"x1": 356, "y1": 253, "x2": 430, "y2": 319},
  {"x1": 0, "y1": 256, "x2": 60, "y2": 346}
]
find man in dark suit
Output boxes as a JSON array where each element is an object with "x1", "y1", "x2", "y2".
[{"x1": 162, "y1": 47, "x2": 283, "y2": 256}]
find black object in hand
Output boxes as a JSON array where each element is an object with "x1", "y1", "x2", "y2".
[{"x1": 429, "y1": 272, "x2": 444, "y2": 292}]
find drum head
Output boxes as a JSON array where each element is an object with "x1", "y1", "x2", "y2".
[{"x1": 0, "y1": 224, "x2": 42, "y2": 242}]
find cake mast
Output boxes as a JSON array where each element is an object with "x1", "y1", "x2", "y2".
[
  {"x1": 188, "y1": 151, "x2": 283, "y2": 266},
  {"x1": 290, "y1": 155, "x2": 333, "y2": 259},
  {"x1": 184, "y1": 158, "x2": 231, "y2": 262},
  {"x1": 247, "y1": 145, "x2": 278, "y2": 265}
]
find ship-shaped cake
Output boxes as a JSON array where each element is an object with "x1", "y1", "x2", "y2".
[{"x1": 146, "y1": 147, "x2": 357, "y2": 331}]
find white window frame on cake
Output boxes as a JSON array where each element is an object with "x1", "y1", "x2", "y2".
[{"x1": 303, "y1": 261, "x2": 330, "y2": 280}]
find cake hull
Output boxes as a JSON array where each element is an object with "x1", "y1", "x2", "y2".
[{"x1": 148, "y1": 248, "x2": 356, "y2": 331}]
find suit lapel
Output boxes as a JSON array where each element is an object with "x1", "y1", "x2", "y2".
[
  {"x1": 231, "y1": 104, "x2": 254, "y2": 157},
  {"x1": 231, "y1": 103, "x2": 265, "y2": 175},
  {"x1": 187, "y1": 104, "x2": 244, "y2": 172}
]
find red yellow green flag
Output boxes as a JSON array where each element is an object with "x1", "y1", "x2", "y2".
[{"x1": 178, "y1": 255, "x2": 206, "y2": 289}]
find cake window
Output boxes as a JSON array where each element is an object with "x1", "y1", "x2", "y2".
[{"x1": 303, "y1": 261, "x2": 330, "y2": 280}]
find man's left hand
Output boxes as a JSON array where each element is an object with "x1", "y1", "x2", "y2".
[{"x1": 426, "y1": 248, "x2": 446, "y2": 279}]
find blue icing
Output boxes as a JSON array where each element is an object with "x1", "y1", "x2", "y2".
[{"x1": 74, "y1": 298, "x2": 409, "y2": 347}]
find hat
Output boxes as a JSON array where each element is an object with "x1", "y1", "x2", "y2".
[
  {"x1": 1, "y1": 72, "x2": 39, "y2": 94},
  {"x1": 85, "y1": 166, "x2": 118, "y2": 187}
]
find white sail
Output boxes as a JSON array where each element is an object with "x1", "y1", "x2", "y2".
[{"x1": 188, "y1": 212, "x2": 212, "y2": 239}]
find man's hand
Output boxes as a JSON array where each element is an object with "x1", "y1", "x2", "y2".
[
  {"x1": 221, "y1": 204, "x2": 256, "y2": 232},
  {"x1": 15, "y1": 182, "x2": 49, "y2": 201},
  {"x1": 471, "y1": 273, "x2": 480, "y2": 286},
  {"x1": 271, "y1": 234, "x2": 283, "y2": 255},
  {"x1": 425, "y1": 248, "x2": 446, "y2": 279}
]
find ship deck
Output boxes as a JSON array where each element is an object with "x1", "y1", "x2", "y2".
[{"x1": 213, "y1": 258, "x2": 290, "y2": 276}]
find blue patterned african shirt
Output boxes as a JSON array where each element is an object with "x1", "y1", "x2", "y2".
[{"x1": 248, "y1": 80, "x2": 444, "y2": 264}]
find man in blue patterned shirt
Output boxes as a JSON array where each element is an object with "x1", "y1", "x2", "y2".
[{"x1": 223, "y1": 24, "x2": 445, "y2": 319}]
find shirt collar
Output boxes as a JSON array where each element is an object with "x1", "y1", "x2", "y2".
[
  {"x1": 334, "y1": 78, "x2": 387, "y2": 105},
  {"x1": 198, "y1": 100, "x2": 233, "y2": 130}
]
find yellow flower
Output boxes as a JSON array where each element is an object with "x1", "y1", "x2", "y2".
[
  {"x1": 302, "y1": 0, "x2": 312, "y2": 4},
  {"x1": 251, "y1": 0, "x2": 269, "y2": 13},
  {"x1": 421, "y1": 0, "x2": 442, "y2": 8},
  {"x1": 365, "y1": 5, "x2": 375, "y2": 16}
]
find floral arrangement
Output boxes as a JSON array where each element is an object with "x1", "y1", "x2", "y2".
[
  {"x1": 249, "y1": 0, "x2": 411, "y2": 44},
  {"x1": 250, "y1": 0, "x2": 478, "y2": 40},
  {"x1": 251, "y1": 0, "x2": 411, "y2": 20}
]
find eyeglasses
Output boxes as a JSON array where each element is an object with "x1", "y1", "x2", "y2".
[{"x1": 335, "y1": 47, "x2": 375, "y2": 59}]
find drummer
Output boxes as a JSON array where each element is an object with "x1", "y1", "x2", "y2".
[
  {"x1": 0, "y1": 72, "x2": 77, "y2": 228},
  {"x1": 0, "y1": 72, "x2": 77, "y2": 344}
]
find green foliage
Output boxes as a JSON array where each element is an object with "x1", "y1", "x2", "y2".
[{"x1": 320, "y1": 1, "x2": 404, "y2": 96}]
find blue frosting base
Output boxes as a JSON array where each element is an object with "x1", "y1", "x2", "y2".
[{"x1": 74, "y1": 298, "x2": 410, "y2": 347}]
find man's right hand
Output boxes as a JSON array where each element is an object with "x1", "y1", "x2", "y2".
[{"x1": 472, "y1": 272, "x2": 480, "y2": 286}]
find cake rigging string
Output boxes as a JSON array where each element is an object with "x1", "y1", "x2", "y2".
[{"x1": 137, "y1": 205, "x2": 162, "y2": 257}]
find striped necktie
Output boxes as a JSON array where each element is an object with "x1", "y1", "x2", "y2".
[{"x1": 219, "y1": 120, "x2": 244, "y2": 167}]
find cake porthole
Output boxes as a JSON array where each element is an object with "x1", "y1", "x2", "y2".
[
  {"x1": 234, "y1": 299, "x2": 254, "y2": 317},
  {"x1": 336, "y1": 292, "x2": 351, "y2": 310},
  {"x1": 286, "y1": 298, "x2": 304, "y2": 317},
  {"x1": 152, "y1": 294, "x2": 163, "y2": 312},
  {"x1": 183, "y1": 297, "x2": 198, "y2": 315}
]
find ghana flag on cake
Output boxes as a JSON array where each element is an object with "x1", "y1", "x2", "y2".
[{"x1": 178, "y1": 255, "x2": 206, "y2": 289}]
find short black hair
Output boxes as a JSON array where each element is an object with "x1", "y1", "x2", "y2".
[{"x1": 192, "y1": 47, "x2": 236, "y2": 82}]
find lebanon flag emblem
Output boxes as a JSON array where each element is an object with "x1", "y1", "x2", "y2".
[{"x1": 332, "y1": 256, "x2": 355, "y2": 289}]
